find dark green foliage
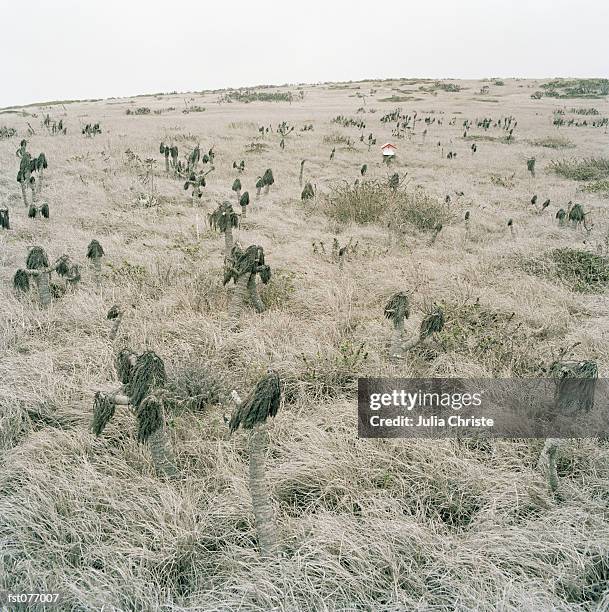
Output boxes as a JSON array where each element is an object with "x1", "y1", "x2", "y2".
[
  {"x1": 13, "y1": 269, "x2": 30, "y2": 292},
  {"x1": 115, "y1": 348, "x2": 137, "y2": 384},
  {"x1": 232, "y1": 178, "x2": 242, "y2": 192},
  {"x1": 0, "y1": 207, "x2": 9, "y2": 229},
  {"x1": 301, "y1": 182, "x2": 314, "y2": 200},
  {"x1": 388, "y1": 173, "x2": 399, "y2": 189},
  {"x1": 36, "y1": 153, "x2": 47, "y2": 170},
  {"x1": 240, "y1": 191, "x2": 250, "y2": 207},
  {"x1": 41, "y1": 202, "x2": 49, "y2": 218},
  {"x1": 258, "y1": 265, "x2": 272, "y2": 284},
  {"x1": 256, "y1": 177, "x2": 264, "y2": 189},
  {"x1": 568, "y1": 203, "x2": 585, "y2": 224},
  {"x1": 420, "y1": 305, "x2": 445, "y2": 338},
  {"x1": 19, "y1": 152, "x2": 32, "y2": 177},
  {"x1": 87, "y1": 239, "x2": 104, "y2": 259},
  {"x1": 135, "y1": 393, "x2": 164, "y2": 443},
  {"x1": 262, "y1": 168, "x2": 274, "y2": 186},
  {"x1": 26, "y1": 246, "x2": 49, "y2": 269},
  {"x1": 55, "y1": 255, "x2": 71, "y2": 277},
  {"x1": 160, "y1": 143, "x2": 165, "y2": 155},
  {"x1": 189, "y1": 145, "x2": 200, "y2": 167},
  {"x1": 527, "y1": 158, "x2": 536, "y2": 176},
  {"x1": 556, "y1": 208, "x2": 566, "y2": 223},
  {"x1": 107, "y1": 305, "x2": 121, "y2": 320},
  {"x1": 28, "y1": 206, "x2": 36, "y2": 219},
  {"x1": 92, "y1": 392, "x2": 116, "y2": 436},
  {"x1": 208, "y1": 201, "x2": 239, "y2": 233},
  {"x1": 224, "y1": 244, "x2": 266, "y2": 285},
  {"x1": 229, "y1": 371, "x2": 281, "y2": 433},
  {"x1": 360, "y1": 164, "x2": 367, "y2": 176},
  {"x1": 126, "y1": 351, "x2": 166, "y2": 408},
  {"x1": 384, "y1": 292, "x2": 410, "y2": 322}
]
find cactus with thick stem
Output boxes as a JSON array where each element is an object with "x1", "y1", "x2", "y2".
[
  {"x1": 0, "y1": 207, "x2": 10, "y2": 230},
  {"x1": 224, "y1": 244, "x2": 271, "y2": 330},
  {"x1": 301, "y1": 182, "x2": 314, "y2": 201},
  {"x1": 229, "y1": 371, "x2": 281, "y2": 558},
  {"x1": 92, "y1": 350, "x2": 177, "y2": 478},
  {"x1": 17, "y1": 151, "x2": 32, "y2": 206},
  {"x1": 160, "y1": 143, "x2": 170, "y2": 173},
  {"x1": 262, "y1": 168, "x2": 274, "y2": 195},
  {"x1": 35, "y1": 153, "x2": 47, "y2": 193},
  {"x1": 527, "y1": 157, "x2": 536, "y2": 178},
  {"x1": 209, "y1": 201, "x2": 239, "y2": 260},
  {"x1": 239, "y1": 191, "x2": 250, "y2": 218},
  {"x1": 400, "y1": 304, "x2": 445, "y2": 352},
  {"x1": 232, "y1": 178, "x2": 242, "y2": 203},
  {"x1": 107, "y1": 305, "x2": 123, "y2": 340},
  {"x1": 255, "y1": 176, "x2": 263, "y2": 198},
  {"x1": 537, "y1": 439, "x2": 560, "y2": 492},
  {"x1": 86, "y1": 239, "x2": 105, "y2": 287},
  {"x1": 299, "y1": 159, "x2": 305, "y2": 186},
  {"x1": 384, "y1": 292, "x2": 410, "y2": 358},
  {"x1": 184, "y1": 172, "x2": 206, "y2": 205},
  {"x1": 26, "y1": 246, "x2": 52, "y2": 306}
]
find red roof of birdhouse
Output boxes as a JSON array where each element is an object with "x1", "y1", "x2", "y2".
[{"x1": 381, "y1": 143, "x2": 397, "y2": 151}]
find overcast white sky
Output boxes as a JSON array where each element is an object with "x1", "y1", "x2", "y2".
[{"x1": 1, "y1": 0, "x2": 608, "y2": 108}]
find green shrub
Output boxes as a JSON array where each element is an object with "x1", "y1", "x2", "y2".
[
  {"x1": 320, "y1": 180, "x2": 451, "y2": 231},
  {"x1": 523, "y1": 248, "x2": 609, "y2": 293},
  {"x1": 550, "y1": 158, "x2": 609, "y2": 181},
  {"x1": 583, "y1": 180, "x2": 609, "y2": 195},
  {"x1": 529, "y1": 136, "x2": 575, "y2": 149}
]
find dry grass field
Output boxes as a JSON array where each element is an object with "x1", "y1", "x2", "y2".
[{"x1": 1, "y1": 78, "x2": 609, "y2": 611}]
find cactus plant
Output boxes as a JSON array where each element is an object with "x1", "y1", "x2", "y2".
[
  {"x1": 107, "y1": 305, "x2": 123, "y2": 340},
  {"x1": 568, "y1": 203, "x2": 585, "y2": 227},
  {"x1": 399, "y1": 304, "x2": 445, "y2": 352},
  {"x1": 0, "y1": 207, "x2": 10, "y2": 229},
  {"x1": 360, "y1": 164, "x2": 367, "y2": 176},
  {"x1": 239, "y1": 191, "x2": 250, "y2": 218},
  {"x1": 527, "y1": 157, "x2": 536, "y2": 177},
  {"x1": 229, "y1": 371, "x2": 281, "y2": 557},
  {"x1": 301, "y1": 182, "x2": 314, "y2": 201},
  {"x1": 255, "y1": 176, "x2": 264, "y2": 197},
  {"x1": 556, "y1": 208, "x2": 566, "y2": 226},
  {"x1": 17, "y1": 151, "x2": 32, "y2": 206},
  {"x1": 27, "y1": 201, "x2": 50, "y2": 219},
  {"x1": 160, "y1": 143, "x2": 170, "y2": 172},
  {"x1": 92, "y1": 350, "x2": 177, "y2": 477},
  {"x1": 86, "y1": 239, "x2": 105, "y2": 287},
  {"x1": 299, "y1": 159, "x2": 305, "y2": 186},
  {"x1": 35, "y1": 153, "x2": 47, "y2": 193},
  {"x1": 184, "y1": 171, "x2": 208, "y2": 205},
  {"x1": 384, "y1": 292, "x2": 410, "y2": 358},
  {"x1": 262, "y1": 169, "x2": 274, "y2": 195},
  {"x1": 223, "y1": 244, "x2": 271, "y2": 331},
  {"x1": 232, "y1": 178, "x2": 242, "y2": 202},
  {"x1": 209, "y1": 201, "x2": 240, "y2": 259}
]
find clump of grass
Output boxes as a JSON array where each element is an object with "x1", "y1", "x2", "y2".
[
  {"x1": 322, "y1": 133, "x2": 352, "y2": 145},
  {"x1": 436, "y1": 301, "x2": 545, "y2": 376},
  {"x1": 126, "y1": 107, "x2": 151, "y2": 115},
  {"x1": 0, "y1": 126, "x2": 17, "y2": 139},
  {"x1": 550, "y1": 158, "x2": 609, "y2": 181},
  {"x1": 529, "y1": 136, "x2": 575, "y2": 149},
  {"x1": 320, "y1": 180, "x2": 451, "y2": 231},
  {"x1": 522, "y1": 248, "x2": 609, "y2": 293},
  {"x1": 583, "y1": 180, "x2": 609, "y2": 195},
  {"x1": 490, "y1": 173, "x2": 516, "y2": 188},
  {"x1": 540, "y1": 78, "x2": 609, "y2": 99}
]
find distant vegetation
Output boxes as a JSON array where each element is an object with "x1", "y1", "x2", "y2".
[
  {"x1": 529, "y1": 135, "x2": 575, "y2": 149},
  {"x1": 539, "y1": 79, "x2": 609, "y2": 99},
  {"x1": 0, "y1": 126, "x2": 17, "y2": 139},
  {"x1": 550, "y1": 157, "x2": 609, "y2": 181},
  {"x1": 219, "y1": 89, "x2": 297, "y2": 103},
  {"x1": 126, "y1": 107, "x2": 151, "y2": 115}
]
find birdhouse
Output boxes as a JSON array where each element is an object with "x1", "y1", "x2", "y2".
[{"x1": 381, "y1": 143, "x2": 397, "y2": 157}]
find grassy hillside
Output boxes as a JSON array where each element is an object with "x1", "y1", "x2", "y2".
[{"x1": 1, "y1": 78, "x2": 609, "y2": 611}]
